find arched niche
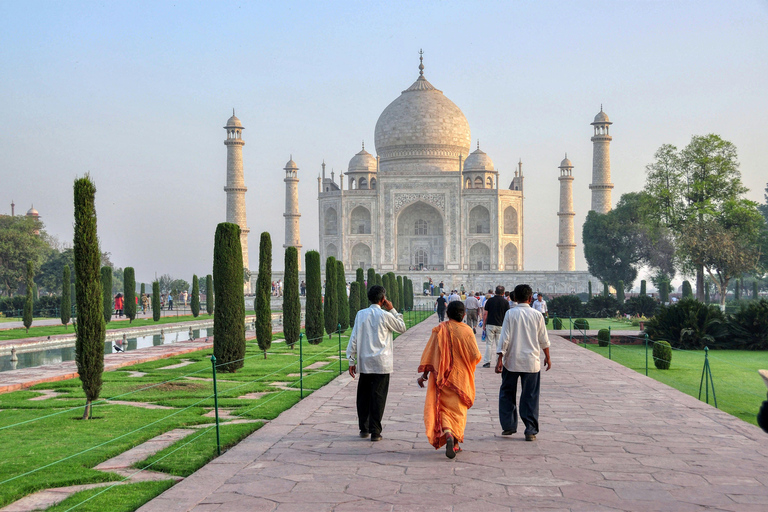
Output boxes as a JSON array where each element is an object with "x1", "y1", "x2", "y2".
[
  {"x1": 359, "y1": 177, "x2": 368, "y2": 189},
  {"x1": 324, "y1": 208, "x2": 338, "y2": 235},
  {"x1": 474, "y1": 176, "x2": 483, "y2": 188},
  {"x1": 350, "y1": 206, "x2": 371, "y2": 234},
  {"x1": 326, "y1": 243, "x2": 338, "y2": 260},
  {"x1": 486, "y1": 176, "x2": 493, "y2": 188},
  {"x1": 351, "y1": 243, "x2": 372, "y2": 269},
  {"x1": 349, "y1": 177, "x2": 356, "y2": 190},
  {"x1": 504, "y1": 242, "x2": 519, "y2": 271},
  {"x1": 370, "y1": 178, "x2": 377, "y2": 189},
  {"x1": 469, "y1": 205, "x2": 490, "y2": 234},
  {"x1": 469, "y1": 242, "x2": 491, "y2": 271},
  {"x1": 503, "y1": 206, "x2": 518, "y2": 235},
  {"x1": 396, "y1": 201, "x2": 444, "y2": 271}
]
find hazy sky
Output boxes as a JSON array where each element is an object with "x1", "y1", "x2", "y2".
[{"x1": 2, "y1": 1, "x2": 767, "y2": 287}]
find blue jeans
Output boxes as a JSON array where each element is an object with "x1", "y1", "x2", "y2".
[{"x1": 499, "y1": 369, "x2": 541, "y2": 435}]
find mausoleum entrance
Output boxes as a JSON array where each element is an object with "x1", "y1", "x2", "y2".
[{"x1": 396, "y1": 201, "x2": 445, "y2": 271}]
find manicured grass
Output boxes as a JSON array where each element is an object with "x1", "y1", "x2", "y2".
[
  {"x1": 548, "y1": 317, "x2": 640, "y2": 332},
  {"x1": 585, "y1": 343, "x2": 768, "y2": 425},
  {"x1": 45, "y1": 481, "x2": 175, "y2": 512},
  {"x1": 0, "y1": 309, "x2": 434, "y2": 510}
]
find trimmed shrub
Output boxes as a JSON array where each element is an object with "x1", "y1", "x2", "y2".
[
  {"x1": 255, "y1": 232, "x2": 272, "y2": 358},
  {"x1": 682, "y1": 280, "x2": 693, "y2": 299},
  {"x1": 644, "y1": 298, "x2": 727, "y2": 350},
  {"x1": 375, "y1": 273, "x2": 382, "y2": 287},
  {"x1": 659, "y1": 280, "x2": 670, "y2": 303},
  {"x1": 573, "y1": 318, "x2": 590, "y2": 330},
  {"x1": 603, "y1": 282, "x2": 609, "y2": 297},
  {"x1": 653, "y1": 340, "x2": 672, "y2": 369},
  {"x1": 304, "y1": 251, "x2": 323, "y2": 344},
  {"x1": 324, "y1": 257, "x2": 338, "y2": 337},
  {"x1": 588, "y1": 281, "x2": 593, "y2": 299},
  {"x1": 205, "y1": 274, "x2": 214, "y2": 314},
  {"x1": 552, "y1": 317, "x2": 563, "y2": 329},
  {"x1": 61, "y1": 265, "x2": 71, "y2": 328},
  {"x1": 336, "y1": 260, "x2": 349, "y2": 331},
  {"x1": 100, "y1": 267, "x2": 112, "y2": 324},
  {"x1": 548, "y1": 295, "x2": 583, "y2": 318},
  {"x1": 349, "y1": 281, "x2": 361, "y2": 328},
  {"x1": 584, "y1": 295, "x2": 620, "y2": 318},
  {"x1": 73, "y1": 175, "x2": 105, "y2": 419},
  {"x1": 191, "y1": 275, "x2": 200, "y2": 317},
  {"x1": 366, "y1": 268, "x2": 375, "y2": 293},
  {"x1": 597, "y1": 328, "x2": 610, "y2": 347},
  {"x1": 123, "y1": 267, "x2": 136, "y2": 323},
  {"x1": 617, "y1": 281, "x2": 625, "y2": 303},
  {"x1": 640, "y1": 280, "x2": 646, "y2": 296},
  {"x1": 152, "y1": 281, "x2": 160, "y2": 321},
  {"x1": 624, "y1": 295, "x2": 658, "y2": 317},
  {"x1": 727, "y1": 299, "x2": 768, "y2": 350},
  {"x1": 283, "y1": 247, "x2": 300, "y2": 349},
  {"x1": 397, "y1": 275, "x2": 404, "y2": 312},
  {"x1": 356, "y1": 268, "x2": 365, "y2": 312},
  {"x1": 23, "y1": 261, "x2": 34, "y2": 333},
  {"x1": 213, "y1": 222, "x2": 246, "y2": 371}
]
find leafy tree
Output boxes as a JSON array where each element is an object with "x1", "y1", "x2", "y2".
[
  {"x1": 255, "y1": 232, "x2": 272, "y2": 358},
  {"x1": 336, "y1": 260, "x2": 349, "y2": 331},
  {"x1": 123, "y1": 267, "x2": 136, "y2": 323},
  {"x1": 99, "y1": 267, "x2": 112, "y2": 324},
  {"x1": 152, "y1": 281, "x2": 161, "y2": 321},
  {"x1": 73, "y1": 176, "x2": 105, "y2": 419},
  {"x1": 213, "y1": 223, "x2": 246, "y2": 371},
  {"x1": 357, "y1": 268, "x2": 366, "y2": 311},
  {"x1": 283, "y1": 247, "x2": 300, "y2": 349},
  {"x1": 205, "y1": 274, "x2": 214, "y2": 314},
  {"x1": 547, "y1": 295, "x2": 583, "y2": 318},
  {"x1": 191, "y1": 275, "x2": 200, "y2": 317},
  {"x1": 36, "y1": 248, "x2": 74, "y2": 295},
  {"x1": 324, "y1": 257, "x2": 338, "y2": 337},
  {"x1": 349, "y1": 281, "x2": 361, "y2": 328},
  {"x1": 640, "y1": 280, "x2": 646, "y2": 296},
  {"x1": 23, "y1": 261, "x2": 34, "y2": 332},
  {"x1": 0, "y1": 215, "x2": 47, "y2": 296},
  {"x1": 61, "y1": 265, "x2": 71, "y2": 328},
  {"x1": 305, "y1": 251, "x2": 323, "y2": 344}
]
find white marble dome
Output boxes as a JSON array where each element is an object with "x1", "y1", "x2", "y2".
[
  {"x1": 559, "y1": 156, "x2": 573, "y2": 168},
  {"x1": 226, "y1": 114, "x2": 243, "y2": 127},
  {"x1": 374, "y1": 73, "x2": 471, "y2": 172},
  {"x1": 463, "y1": 146, "x2": 494, "y2": 172},
  {"x1": 348, "y1": 147, "x2": 377, "y2": 172},
  {"x1": 593, "y1": 110, "x2": 610, "y2": 124}
]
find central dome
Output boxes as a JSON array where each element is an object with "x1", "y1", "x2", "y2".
[{"x1": 374, "y1": 71, "x2": 471, "y2": 172}]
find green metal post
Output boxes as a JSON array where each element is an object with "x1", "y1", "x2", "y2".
[
  {"x1": 210, "y1": 355, "x2": 221, "y2": 456},
  {"x1": 698, "y1": 346, "x2": 718, "y2": 408},
  {"x1": 338, "y1": 323, "x2": 342, "y2": 375},
  {"x1": 608, "y1": 326, "x2": 612, "y2": 360},
  {"x1": 644, "y1": 334, "x2": 649, "y2": 376},
  {"x1": 299, "y1": 332, "x2": 304, "y2": 398}
]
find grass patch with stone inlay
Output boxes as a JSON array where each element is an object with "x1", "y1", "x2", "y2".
[{"x1": 44, "y1": 481, "x2": 176, "y2": 512}]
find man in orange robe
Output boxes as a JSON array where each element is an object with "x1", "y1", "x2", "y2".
[{"x1": 418, "y1": 301, "x2": 482, "y2": 459}]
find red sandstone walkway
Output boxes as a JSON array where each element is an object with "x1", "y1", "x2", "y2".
[{"x1": 139, "y1": 315, "x2": 768, "y2": 512}]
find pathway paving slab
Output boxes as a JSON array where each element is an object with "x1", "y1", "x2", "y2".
[{"x1": 139, "y1": 315, "x2": 768, "y2": 512}]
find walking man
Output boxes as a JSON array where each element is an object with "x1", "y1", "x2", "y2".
[
  {"x1": 482, "y1": 286, "x2": 510, "y2": 368},
  {"x1": 464, "y1": 292, "x2": 480, "y2": 333},
  {"x1": 496, "y1": 284, "x2": 551, "y2": 441},
  {"x1": 435, "y1": 292, "x2": 447, "y2": 322},
  {"x1": 346, "y1": 285, "x2": 407, "y2": 441}
]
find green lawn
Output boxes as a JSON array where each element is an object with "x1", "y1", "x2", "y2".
[
  {"x1": 585, "y1": 343, "x2": 768, "y2": 425},
  {"x1": 0, "y1": 309, "x2": 433, "y2": 511},
  {"x1": 548, "y1": 317, "x2": 641, "y2": 332}
]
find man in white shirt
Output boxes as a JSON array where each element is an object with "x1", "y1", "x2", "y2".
[
  {"x1": 447, "y1": 290, "x2": 462, "y2": 303},
  {"x1": 464, "y1": 292, "x2": 481, "y2": 333},
  {"x1": 346, "y1": 285, "x2": 407, "y2": 442},
  {"x1": 495, "y1": 284, "x2": 552, "y2": 441},
  {"x1": 532, "y1": 293, "x2": 548, "y2": 317}
]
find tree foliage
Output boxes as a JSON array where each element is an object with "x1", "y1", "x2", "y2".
[
  {"x1": 547, "y1": 295, "x2": 583, "y2": 318},
  {"x1": 283, "y1": 247, "x2": 300, "y2": 349},
  {"x1": 349, "y1": 281, "x2": 361, "y2": 328},
  {"x1": 123, "y1": 267, "x2": 136, "y2": 323},
  {"x1": 324, "y1": 257, "x2": 338, "y2": 337},
  {"x1": 644, "y1": 298, "x2": 727, "y2": 349},
  {"x1": 356, "y1": 268, "x2": 366, "y2": 312},
  {"x1": 255, "y1": 232, "x2": 272, "y2": 358},
  {"x1": 305, "y1": 251, "x2": 323, "y2": 344},
  {"x1": 190, "y1": 275, "x2": 200, "y2": 317},
  {"x1": 152, "y1": 281, "x2": 161, "y2": 321},
  {"x1": 366, "y1": 268, "x2": 375, "y2": 293},
  {"x1": 23, "y1": 261, "x2": 34, "y2": 332},
  {"x1": 205, "y1": 274, "x2": 214, "y2": 315},
  {"x1": 336, "y1": 260, "x2": 349, "y2": 331},
  {"x1": 213, "y1": 223, "x2": 246, "y2": 372},
  {"x1": 73, "y1": 176, "x2": 105, "y2": 419},
  {"x1": 100, "y1": 268, "x2": 112, "y2": 325},
  {"x1": 0, "y1": 215, "x2": 47, "y2": 296},
  {"x1": 60, "y1": 265, "x2": 71, "y2": 328}
]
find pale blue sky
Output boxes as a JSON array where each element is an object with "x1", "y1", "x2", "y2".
[{"x1": 2, "y1": 1, "x2": 767, "y2": 288}]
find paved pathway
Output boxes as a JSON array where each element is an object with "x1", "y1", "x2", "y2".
[{"x1": 139, "y1": 315, "x2": 768, "y2": 512}]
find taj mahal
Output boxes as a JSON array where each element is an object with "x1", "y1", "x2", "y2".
[{"x1": 232, "y1": 55, "x2": 611, "y2": 295}]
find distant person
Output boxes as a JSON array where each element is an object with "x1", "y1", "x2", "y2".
[
  {"x1": 418, "y1": 301, "x2": 482, "y2": 459},
  {"x1": 496, "y1": 284, "x2": 552, "y2": 441},
  {"x1": 114, "y1": 293, "x2": 124, "y2": 318},
  {"x1": 482, "y1": 286, "x2": 510, "y2": 368},
  {"x1": 464, "y1": 292, "x2": 480, "y2": 333},
  {"x1": 532, "y1": 293, "x2": 547, "y2": 318},
  {"x1": 141, "y1": 293, "x2": 148, "y2": 314},
  {"x1": 447, "y1": 290, "x2": 461, "y2": 303},
  {"x1": 435, "y1": 292, "x2": 447, "y2": 322},
  {"x1": 167, "y1": 292, "x2": 174, "y2": 311},
  {"x1": 300, "y1": 280, "x2": 306, "y2": 296}
]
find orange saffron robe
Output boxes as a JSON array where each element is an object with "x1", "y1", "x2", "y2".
[{"x1": 418, "y1": 320, "x2": 482, "y2": 449}]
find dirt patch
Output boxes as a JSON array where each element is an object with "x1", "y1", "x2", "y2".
[{"x1": 138, "y1": 382, "x2": 207, "y2": 393}]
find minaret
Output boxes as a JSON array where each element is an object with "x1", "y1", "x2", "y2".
[
  {"x1": 557, "y1": 155, "x2": 576, "y2": 271},
  {"x1": 283, "y1": 157, "x2": 302, "y2": 269},
  {"x1": 223, "y1": 110, "x2": 250, "y2": 275},
  {"x1": 589, "y1": 106, "x2": 614, "y2": 213}
]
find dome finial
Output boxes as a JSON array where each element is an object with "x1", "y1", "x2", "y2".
[
  {"x1": 362, "y1": 140, "x2": 365, "y2": 151},
  {"x1": 418, "y1": 49, "x2": 424, "y2": 76},
  {"x1": 233, "y1": 108, "x2": 235, "y2": 116},
  {"x1": 477, "y1": 140, "x2": 480, "y2": 150},
  {"x1": 600, "y1": 104, "x2": 603, "y2": 112}
]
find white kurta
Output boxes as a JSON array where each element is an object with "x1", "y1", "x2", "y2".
[
  {"x1": 346, "y1": 304, "x2": 407, "y2": 374},
  {"x1": 496, "y1": 303, "x2": 550, "y2": 373}
]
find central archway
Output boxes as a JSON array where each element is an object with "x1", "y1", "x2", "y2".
[{"x1": 396, "y1": 201, "x2": 444, "y2": 270}]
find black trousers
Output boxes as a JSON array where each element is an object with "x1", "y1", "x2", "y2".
[
  {"x1": 499, "y1": 368, "x2": 541, "y2": 436},
  {"x1": 356, "y1": 373, "x2": 390, "y2": 435}
]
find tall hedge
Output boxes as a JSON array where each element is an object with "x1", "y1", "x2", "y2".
[
  {"x1": 397, "y1": 275, "x2": 404, "y2": 311},
  {"x1": 367, "y1": 268, "x2": 375, "y2": 293},
  {"x1": 603, "y1": 282, "x2": 609, "y2": 297},
  {"x1": 73, "y1": 176, "x2": 105, "y2": 419},
  {"x1": 124, "y1": 267, "x2": 136, "y2": 323},
  {"x1": 324, "y1": 257, "x2": 338, "y2": 337},
  {"x1": 357, "y1": 268, "x2": 366, "y2": 311},
  {"x1": 213, "y1": 222, "x2": 246, "y2": 372},
  {"x1": 616, "y1": 280, "x2": 625, "y2": 303},
  {"x1": 152, "y1": 281, "x2": 161, "y2": 321},
  {"x1": 191, "y1": 275, "x2": 200, "y2": 317},
  {"x1": 336, "y1": 260, "x2": 349, "y2": 331},
  {"x1": 406, "y1": 278, "x2": 414, "y2": 309},
  {"x1": 660, "y1": 280, "x2": 670, "y2": 303},
  {"x1": 100, "y1": 267, "x2": 112, "y2": 325},
  {"x1": 349, "y1": 281, "x2": 361, "y2": 328},
  {"x1": 305, "y1": 251, "x2": 323, "y2": 344},
  {"x1": 255, "y1": 232, "x2": 272, "y2": 358},
  {"x1": 375, "y1": 273, "x2": 382, "y2": 287},
  {"x1": 283, "y1": 246, "x2": 300, "y2": 349},
  {"x1": 61, "y1": 265, "x2": 71, "y2": 328},
  {"x1": 735, "y1": 280, "x2": 741, "y2": 301},
  {"x1": 640, "y1": 280, "x2": 647, "y2": 296},
  {"x1": 23, "y1": 261, "x2": 34, "y2": 333},
  {"x1": 682, "y1": 280, "x2": 693, "y2": 299},
  {"x1": 588, "y1": 281, "x2": 593, "y2": 299},
  {"x1": 205, "y1": 274, "x2": 214, "y2": 314}
]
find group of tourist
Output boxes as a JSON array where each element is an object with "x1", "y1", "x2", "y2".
[
  {"x1": 271, "y1": 280, "x2": 284, "y2": 296},
  {"x1": 346, "y1": 283, "x2": 551, "y2": 459}
]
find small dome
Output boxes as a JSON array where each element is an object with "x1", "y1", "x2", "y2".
[
  {"x1": 463, "y1": 147, "x2": 494, "y2": 172},
  {"x1": 26, "y1": 206, "x2": 38, "y2": 216},
  {"x1": 559, "y1": 156, "x2": 573, "y2": 168},
  {"x1": 284, "y1": 158, "x2": 298, "y2": 170},
  {"x1": 592, "y1": 110, "x2": 610, "y2": 124},
  {"x1": 225, "y1": 114, "x2": 243, "y2": 128},
  {"x1": 348, "y1": 147, "x2": 377, "y2": 173}
]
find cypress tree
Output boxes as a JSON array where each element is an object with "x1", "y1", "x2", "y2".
[
  {"x1": 191, "y1": 275, "x2": 200, "y2": 317},
  {"x1": 283, "y1": 247, "x2": 300, "y2": 349},
  {"x1": 33, "y1": 283, "x2": 39, "y2": 302},
  {"x1": 61, "y1": 265, "x2": 71, "y2": 329},
  {"x1": 754, "y1": 280, "x2": 759, "y2": 300},
  {"x1": 100, "y1": 267, "x2": 112, "y2": 325},
  {"x1": 735, "y1": 280, "x2": 741, "y2": 301},
  {"x1": 397, "y1": 275, "x2": 404, "y2": 311},
  {"x1": 205, "y1": 274, "x2": 214, "y2": 314},
  {"x1": 23, "y1": 261, "x2": 34, "y2": 333},
  {"x1": 70, "y1": 283, "x2": 76, "y2": 318},
  {"x1": 366, "y1": 268, "x2": 375, "y2": 293},
  {"x1": 305, "y1": 251, "x2": 323, "y2": 344},
  {"x1": 140, "y1": 282, "x2": 145, "y2": 296},
  {"x1": 255, "y1": 232, "x2": 272, "y2": 358},
  {"x1": 640, "y1": 280, "x2": 647, "y2": 296},
  {"x1": 124, "y1": 267, "x2": 136, "y2": 323},
  {"x1": 704, "y1": 281, "x2": 710, "y2": 304},
  {"x1": 213, "y1": 222, "x2": 246, "y2": 372},
  {"x1": 357, "y1": 268, "x2": 366, "y2": 312},
  {"x1": 382, "y1": 274, "x2": 391, "y2": 300},
  {"x1": 617, "y1": 280, "x2": 625, "y2": 303},
  {"x1": 73, "y1": 176, "x2": 105, "y2": 419},
  {"x1": 660, "y1": 280, "x2": 670, "y2": 303},
  {"x1": 324, "y1": 256, "x2": 338, "y2": 337},
  {"x1": 349, "y1": 281, "x2": 361, "y2": 328},
  {"x1": 375, "y1": 273, "x2": 382, "y2": 287},
  {"x1": 152, "y1": 281, "x2": 161, "y2": 321},
  {"x1": 588, "y1": 281, "x2": 593, "y2": 299},
  {"x1": 603, "y1": 282, "x2": 609, "y2": 297},
  {"x1": 336, "y1": 260, "x2": 349, "y2": 331},
  {"x1": 405, "y1": 278, "x2": 413, "y2": 309},
  {"x1": 682, "y1": 280, "x2": 693, "y2": 299}
]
